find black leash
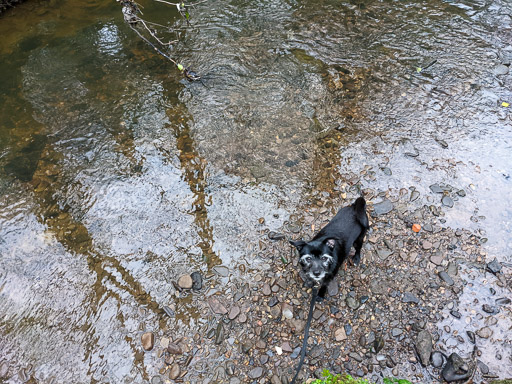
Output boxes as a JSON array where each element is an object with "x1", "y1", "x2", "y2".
[{"x1": 290, "y1": 287, "x2": 318, "y2": 384}]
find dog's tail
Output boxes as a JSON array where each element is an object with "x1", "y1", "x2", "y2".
[{"x1": 354, "y1": 197, "x2": 369, "y2": 229}]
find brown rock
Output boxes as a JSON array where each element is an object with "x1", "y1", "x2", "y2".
[
  {"x1": 422, "y1": 241, "x2": 433, "y2": 250},
  {"x1": 169, "y1": 364, "x2": 180, "y2": 380},
  {"x1": 177, "y1": 274, "x2": 193, "y2": 289},
  {"x1": 281, "y1": 341, "x2": 293, "y2": 353},
  {"x1": 167, "y1": 342, "x2": 183, "y2": 354},
  {"x1": 228, "y1": 305, "x2": 240, "y2": 320},
  {"x1": 335, "y1": 327, "x2": 347, "y2": 341},
  {"x1": 208, "y1": 297, "x2": 228, "y2": 314},
  {"x1": 141, "y1": 332, "x2": 155, "y2": 351}
]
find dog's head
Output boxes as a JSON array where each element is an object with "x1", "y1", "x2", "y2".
[{"x1": 289, "y1": 239, "x2": 337, "y2": 284}]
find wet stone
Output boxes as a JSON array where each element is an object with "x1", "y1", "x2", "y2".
[
  {"x1": 228, "y1": 305, "x2": 240, "y2": 320},
  {"x1": 190, "y1": 271, "x2": 202, "y2": 290},
  {"x1": 344, "y1": 323, "x2": 353, "y2": 336},
  {"x1": 456, "y1": 189, "x2": 466, "y2": 197},
  {"x1": 410, "y1": 190, "x2": 420, "y2": 202},
  {"x1": 290, "y1": 347, "x2": 301, "y2": 359},
  {"x1": 208, "y1": 297, "x2": 228, "y2": 314},
  {"x1": 439, "y1": 271, "x2": 454, "y2": 286},
  {"x1": 167, "y1": 343, "x2": 183, "y2": 355},
  {"x1": 431, "y1": 351, "x2": 445, "y2": 368},
  {"x1": 346, "y1": 296, "x2": 359, "y2": 309},
  {"x1": 0, "y1": 362, "x2": 8, "y2": 378},
  {"x1": 476, "y1": 327, "x2": 492, "y2": 339},
  {"x1": 268, "y1": 231, "x2": 285, "y2": 241},
  {"x1": 178, "y1": 274, "x2": 193, "y2": 289},
  {"x1": 335, "y1": 327, "x2": 347, "y2": 341},
  {"x1": 169, "y1": 364, "x2": 180, "y2": 380},
  {"x1": 486, "y1": 259, "x2": 502, "y2": 275},
  {"x1": 151, "y1": 376, "x2": 163, "y2": 384},
  {"x1": 477, "y1": 360, "x2": 489, "y2": 374},
  {"x1": 450, "y1": 310, "x2": 460, "y2": 319},
  {"x1": 430, "y1": 184, "x2": 444, "y2": 193},
  {"x1": 248, "y1": 367, "x2": 264, "y2": 379},
  {"x1": 213, "y1": 266, "x2": 229, "y2": 277},
  {"x1": 268, "y1": 297, "x2": 279, "y2": 307},
  {"x1": 496, "y1": 297, "x2": 511, "y2": 306},
  {"x1": 495, "y1": 64, "x2": 509, "y2": 75},
  {"x1": 403, "y1": 292, "x2": 419, "y2": 304},
  {"x1": 442, "y1": 196, "x2": 454, "y2": 208},
  {"x1": 262, "y1": 283, "x2": 271, "y2": 296},
  {"x1": 442, "y1": 353, "x2": 473, "y2": 382},
  {"x1": 416, "y1": 330, "x2": 432, "y2": 366},
  {"x1": 141, "y1": 332, "x2": 155, "y2": 351},
  {"x1": 372, "y1": 199, "x2": 394, "y2": 215},
  {"x1": 482, "y1": 304, "x2": 498, "y2": 314},
  {"x1": 466, "y1": 330, "x2": 476, "y2": 344}
]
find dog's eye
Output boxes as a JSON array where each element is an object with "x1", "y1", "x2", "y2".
[{"x1": 321, "y1": 256, "x2": 330, "y2": 262}]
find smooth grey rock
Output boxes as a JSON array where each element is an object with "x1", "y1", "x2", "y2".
[
  {"x1": 442, "y1": 195, "x2": 454, "y2": 208},
  {"x1": 190, "y1": 271, "x2": 202, "y2": 290},
  {"x1": 430, "y1": 184, "x2": 444, "y2": 193},
  {"x1": 416, "y1": 330, "x2": 433, "y2": 366},
  {"x1": 431, "y1": 351, "x2": 445, "y2": 368},
  {"x1": 439, "y1": 271, "x2": 454, "y2": 286},
  {"x1": 248, "y1": 367, "x2": 263, "y2": 379},
  {"x1": 373, "y1": 199, "x2": 394, "y2": 215},
  {"x1": 403, "y1": 292, "x2": 419, "y2": 304}
]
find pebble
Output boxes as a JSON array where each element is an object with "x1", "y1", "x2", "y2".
[
  {"x1": 410, "y1": 190, "x2": 420, "y2": 202},
  {"x1": 495, "y1": 64, "x2": 509, "y2": 75},
  {"x1": 213, "y1": 266, "x2": 229, "y2": 277},
  {"x1": 392, "y1": 328, "x2": 403, "y2": 337},
  {"x1": 169, "y1": 364, "x2": 180, "y2": 380},
  {"x1": 466, "y1": 330, "x2": 476, "y2": 344},
  {"x1": 496, "y1": 297, "x2": 511, "y2": 306},
  {"x1": 430, "y1": 253, "x2": 444, "y2": 265},
  {"x1": 482, "y1": 304, "x2": 498, "y2": 314},
  {"x1": 486, "y1": 259, "x2": 502, "y2": 275},
  {"x1": 344, "y1": 323, "x2": 353, "y2": 336},
  {"x1": 431, "y1": 351, "x2": 445, "y2": 368},
  {"x1": 208, "y1": 297, "x2": 228, "y2": 314},
  {"x1": 262, "y1": 284, "x2": 271, "y2": 296},
  {"x1": 228, "y1": 305, "x2": 240, "y2": 320},
  {"x1": 438, "y1": 271, "x2": 454, "y2": 286},
  {"x1": 346, "y1": 296, "x2": 359, "y2": 309},
  {"x1": 335, "y1": 327, "x2": 347, "y2": 341},
  {"x1": 477, "y1": 360, "x2": 489, "y2": 374},
  {"x1": 248, "y1": 367, "x2": 263, "y2": 379},
  {"x1": 141, "y1": 332, "x2": 155, "y2": 351},
  {"x1": 422, "y1": 241, "x2": 433, "y2": 250},
  {"x1": 290, "y1": 347, "x2": 301, "y2": 359},
  {"x1": 430, "y1": 184, "x2": 444, "y2": 193},
  {"x1": 238, "y1": 313, "x2": 247, "y2": 323},
  {"x1": 268, "y1": 231, "x2": 285, "y2": 241},
  {"x1": 415, "y1": 330, "x2": 432, "y2": 366},
  {"x1": 441, "y1": 196, "x2": 454, "y2": 208},
  {"x1": 450, "y1": 310, "x2": 461, "y2": 319},
  {"x1": 190, "y1": 271, "x2": 202, "y2": 290},
  {"x1": 167, "y1": 343, "x2": 183, "y2": 354},
  {"x1": 177, "y1": 274, "x2": 193, "y2": 289},
  {"x1": 0, "y1": 362, "x2": 8, "y2": 378},
  {"x1": 372, "y1": 199, "x2": 394, "y2": 215},
  {"x1": 476, "y1": 327, "x2": 492, "y2": 339},
  {"x1": 403, "y1": 292, "x2": 419, "y2": 304}
]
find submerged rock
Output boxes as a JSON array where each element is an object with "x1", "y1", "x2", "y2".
[
  {"x1": 442, "y1": 353, "x2": 473, "y2": 382},
  {"x1": 141, "y1": 332, "x2": 155, "y2": 351},
  {"x1": 372, "y1": 199, "x2": 394, "y2": 215},
  {"x1": 431, "y1": 351, "x2": 446, "y2": 368},
  {"x1": 487, "y1": 259, "x2": 502, "y2": 275},
  {"x1": 177, "y1": 274, "x2": 193, "y2": 289},
  {"x1": 190, "y1": 271, "x2": 202, "y2": 290}
]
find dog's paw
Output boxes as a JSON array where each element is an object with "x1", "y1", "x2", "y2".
[
  {"x1": 304, "y1": 280, "x2": 315, "y2": 288},
  {"x1": 352, "y1": 253, "x2": 361, "y2": 266}
]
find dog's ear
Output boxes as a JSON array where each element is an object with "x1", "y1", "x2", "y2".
[
  {"x1": 326, "y1": 239, "x2": 336, "y2": 249},
  {"x1": 289, "y1": 240, "x2": 306, "y2": 251}
]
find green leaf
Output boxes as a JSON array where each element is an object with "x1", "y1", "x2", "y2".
[
  {"x1": 185, "y1": 11, "x2": 190, "y2": 19},
  {"x1": 177, "y1": 64, "x2": 184, "y2": 71},
  {"x1": 416, "y1": 67, "x2": 422, "y2": 73}
]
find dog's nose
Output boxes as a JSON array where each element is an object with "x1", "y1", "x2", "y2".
[{"x1": 313, "y1": 270, "x2": 322, "y2": 277}]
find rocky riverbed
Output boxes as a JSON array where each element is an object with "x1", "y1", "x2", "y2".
[{"x1": 137, "y1": 187, "x2": 512, "y2": 384}]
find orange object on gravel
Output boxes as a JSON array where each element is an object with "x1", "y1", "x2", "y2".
[{"x1": 412, "y1": 224, "x2": 421, "y2": 233}]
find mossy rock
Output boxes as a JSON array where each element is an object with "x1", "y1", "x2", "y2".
[{"x1": 490, "y1": 380, "x2": 512, "y2": 384}]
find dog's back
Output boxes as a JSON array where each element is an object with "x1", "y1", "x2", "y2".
[{"x1": 313, "y1": 197, "x2": 368, "y2": 245}]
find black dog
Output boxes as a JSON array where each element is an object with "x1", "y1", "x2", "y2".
[{"x1": 290, "y1": 197, "x2": 369, "y2": 300}]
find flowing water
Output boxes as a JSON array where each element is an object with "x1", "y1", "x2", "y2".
[{"x1": 0, "y1": 0, "x2": 511, "y2": 382}]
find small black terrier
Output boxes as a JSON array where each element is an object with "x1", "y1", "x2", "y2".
[{"x1": 290, "y1": 197, "x2": 369, "y2": 300}]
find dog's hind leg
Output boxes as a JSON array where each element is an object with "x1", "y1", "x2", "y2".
[{"x1": 352, "y1": 229, "x2": 367, "y2": 266}]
